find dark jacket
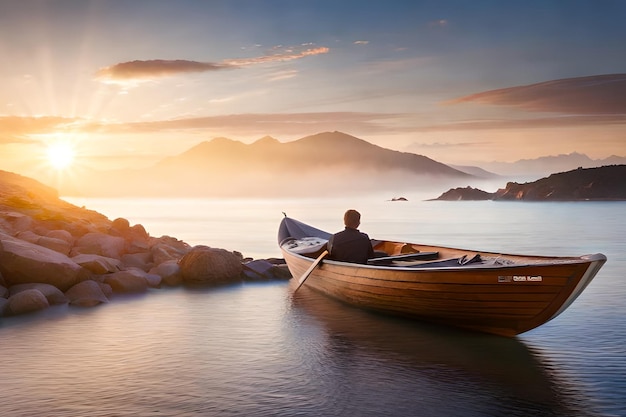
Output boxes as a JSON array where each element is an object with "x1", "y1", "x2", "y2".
[{"x1": 327, "y1": 227, "x2": 374, "y2": 264}]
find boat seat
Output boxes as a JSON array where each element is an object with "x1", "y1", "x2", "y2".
[{"x1": 367, "y1": 251, "x2": 439, "y2": 265}]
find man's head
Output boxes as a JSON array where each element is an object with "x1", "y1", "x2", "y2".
[{"x1": 344, "y1": 209, "x2": 361, "y2": 229}]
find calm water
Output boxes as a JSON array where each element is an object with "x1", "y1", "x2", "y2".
[{"x1": 1, "y1": 197, "x2": 624, "y2": 417}]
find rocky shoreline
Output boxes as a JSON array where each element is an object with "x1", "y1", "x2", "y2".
[
  {"x1": 0, "y1": 170, "x2": 290, "y2": 318},
  {"x1": 432, "y1": 165, "x2": 626, "y2": 201}
]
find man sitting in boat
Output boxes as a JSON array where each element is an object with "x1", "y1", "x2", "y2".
[{"x1": 327, "y1": 209, "x2": 374, "y2": 264}]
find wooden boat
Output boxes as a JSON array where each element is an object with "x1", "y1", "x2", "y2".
[{"x1": 278, "y1": 216, "x2": 607, "y2": 337}]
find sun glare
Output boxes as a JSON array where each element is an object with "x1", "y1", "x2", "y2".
[{"x1": 46, "y1": 142, "x2": 76, "y2": 170}]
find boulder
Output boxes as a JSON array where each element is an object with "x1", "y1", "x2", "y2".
[
  {"x1": 110, "y1": 219, "x2": 151, "y2": 253},
  {"x1": 36, "y1": 235, "x2": 72, "y2": 255},
  {"x1": 45, "y1": 229, "x2": 74, "y2": 244},
  {"x1": 14, "y1": 230, "x2": 72, "y2": 255},
  {"x1": 103, "y1": 270, "x2": 149, "y2": 293},
  {"x1": 151, "y1": 237, "x2": 191, "y2": 264},
  {"x1": 10, "y1": 283, "x2": 68, "y2": 305},
  {"x1": 0, "y1": 284, "x2": 8, "y2": 298},
  {"x1": 0, "y1": 297, "x2": 7, "y2": 316},
  {"x1": 242, "y1": 259, "x2": 292, "y2": 281},
  {"x1": 70, "y1": 232, "x2": 126, "y2": 259},
  {"x1": 5, "y1": 289, "x2": 50, "y2": 316},
  {"x1": 65, "y1": 280, "x2": 109, "y2": 307},
  {"x1": 15, "y1": 230, "x2": 41, "y2": 244},
  {"x1": 178, "y1": 246, "x2": 243, "y2": 285},
  {"x1": 149, "y1": 260, "x2": 182, "y2": 286},
  {"x1": 72, "y1": 253, "x2": 122, "y2": 274},
  {"x1": 120, "y1": 252, "x2": 153, "y2": 271},
  {"x1": 2, "y1": 212, "x2": 35, "y2": 235},
  {"x1": 0, "y1": 232, "x2": 90, "y2": 291},
  {"x1": 110, "y1": 217, "x2": 130, "y2": 234}
]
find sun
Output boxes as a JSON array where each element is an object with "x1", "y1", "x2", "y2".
[{"x1": 46, "y1": 142, "x2": 76, "y2": 170}]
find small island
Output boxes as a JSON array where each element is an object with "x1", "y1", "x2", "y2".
[{"x1": 432, "y1": 165, "x2": 626, "y2": 201}]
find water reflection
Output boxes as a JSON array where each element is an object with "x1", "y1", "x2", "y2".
[{"x1": 290, "y1": 287, "x2": 603, "y2": 417}]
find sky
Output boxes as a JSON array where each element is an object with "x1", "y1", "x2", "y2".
[{"x1": 1, "y1": 0, "x2": 625, "y2": 183}]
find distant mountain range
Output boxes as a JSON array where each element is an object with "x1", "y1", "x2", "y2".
[
  {"x1": 51, "y1": 131, "x2": 624, "y2": 198},
  {"x1": 475, "y1": 152, "x2": 626, "y2": 179},
  {"x1": 68, "y1": 132, "x2": 472, "y2": 197}
]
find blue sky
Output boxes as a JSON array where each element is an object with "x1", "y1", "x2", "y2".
[{"x1": 1, "y1": 0, "x2": 625, "y2": 178}]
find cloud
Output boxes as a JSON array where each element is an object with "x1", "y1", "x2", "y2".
[
  {"x1": 0, "y1": 116, "x2": 79, "y2": 143},
  {"x1": 415, "y1": 114, "x2": 626, "y2": 132},
  {"x1": 429, "y1": 19, "x2": 448, "y2": 28},
  {"x1": 448, "y1": 74, "x2": 626, "y2": 115},
  {"x1": 93, "y1": 112, "x2": 400, "y2": 137},
  {"x1": 95, "y1": 45, "x2": 329, "y2": 83},
  {"x1": 354, "y1": 40, "x2": 369, "y2": 45},
  {"x1": 224, "y1": 46, "x2": 329, "y2": 66},
  {"x1": 95, "y1": 60, "x2": 229, "y2": 82}
]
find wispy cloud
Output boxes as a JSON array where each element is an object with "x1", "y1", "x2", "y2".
[
  {"x1": 0, "y1": 116, "x2": 79, "y2": 143},
  {"x1": 414, "y1": 114, "x2": 626, "y2": 132},
  {"x1": 429, "y1": 19, "x2": 448, "y2": 28},
  {"x1": 448, "y1": 74, "x2": 626, "y2": 115},
  {"x1": 354, "y1": 40, "x2": 369, "y2": 45},
  {"x1": 95, "y1": 45, "x2": 329, "y2": 84}
]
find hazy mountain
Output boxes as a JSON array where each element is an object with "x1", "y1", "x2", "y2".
[
  {"x1": 69, "y1": 131, "x2": 473, "y2": 197},
  {"x1": 480, "y1": 152, "x2": 626, "y2": 178},
  {"x1": 449, "y1": 165, "x2": 501, "y2": 179}
]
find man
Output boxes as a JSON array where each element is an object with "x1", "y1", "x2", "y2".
[{"x1": 327, "y1": 209, "x2": 374, "y2": 264}]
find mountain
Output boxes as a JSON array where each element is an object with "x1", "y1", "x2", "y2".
[
  {"x1": 432, "y1": 165, "x2": 626, "y2": 201},
  {"x1": 69, "y1": 131, "x2": 473, "y2": 197},
  {"x1": 450, "y1": 165, "x2": 501, "y2": 179},
  {"x1": 480, "y1": 152, "x2": 626, "y2": 179}
]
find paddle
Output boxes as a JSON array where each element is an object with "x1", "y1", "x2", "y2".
[{"x1": 294, "y1": 250, "x2": 328, "y2": 292}]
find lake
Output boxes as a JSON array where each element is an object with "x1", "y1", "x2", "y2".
[{"x1": 1, "y1": 197, "x2": 624, "y2": 417}]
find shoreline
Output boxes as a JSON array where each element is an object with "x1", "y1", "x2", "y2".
[{"x1": 0, "y1": 170, "x2": 290, "y2": 320}]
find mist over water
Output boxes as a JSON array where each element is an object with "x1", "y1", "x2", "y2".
[{"x1": 2, "y1": 197, "x2": 624, "y2": 416}]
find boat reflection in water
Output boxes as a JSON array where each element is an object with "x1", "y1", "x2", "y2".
[{"x1": 289, "y1": 286, "x2": 599, "y2": 417}]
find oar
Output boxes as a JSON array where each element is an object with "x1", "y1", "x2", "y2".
[{"x1": 294, "y1": 250, "x2": 328, "y2": 292}]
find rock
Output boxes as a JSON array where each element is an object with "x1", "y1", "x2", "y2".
[
  {"x1": 151, "y1": 237, "x2": 191, "y2": 264},
  {"x1": 103, "y1": 270, "x2": 149, "y2": 293},
  {"x1": 15, "y1": 230, "x2": 41, "y2": 244},
  {"x1": 10, "y1": 283, "x2": 68, "y2": 305},
  {"x1": 0, "y1": 297, "x2": 7, "y2": 316},
  {"x1": 36, "y1": 235, "x2": 72, "y2": 255},
  {"x1": 2, "y1": 212, "x2": 35, "y2": 235},
  {"x1": 70, "y1": 232, "x2": 126, "y2": 259},
  {"x1": 5, "y1": 289, "x2": 50, "y2": 316},
  {"x1": 432, "y1": 186, "x2": 494, "y2": 201},
  {"x1": 45, "y1": 229, "x2": 74, "y2": 244},
  {"x1": 242, "y1": 259, "x2": 275, "y2": 280},
  {"x1": 110, "y1": 218, "x2": 151, "y2": 253},
  {"x1": 65, "y1": 280, "x2": 109, "y2": 307},
  {"x1": 0, "y1": 284, "x2": 8, "y2": 298},
  {"x1": 126, "y1": 224, "x2": 150, "y2": 253},
  {"x1": 120, "y1": 252, "x2": 153, "y2": 271},
  {"x1": 110, "y1": 217, "x2": 130, "y2": 234},
  {"x1": 178, "y1": 246, "x2": 243, "y2": 285},
  {"x1": 149, "y1": 260, "x2": 182, "y2": 286},
  {"x1": 0, "y1": 232, "x2": 90, "y2": 291},
  {"x1": 14, "y1": 230, "x2": 72, "y2": 255},
  {"x1": 72, "y1": 253, "x2": 122, "y2": 274}
]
